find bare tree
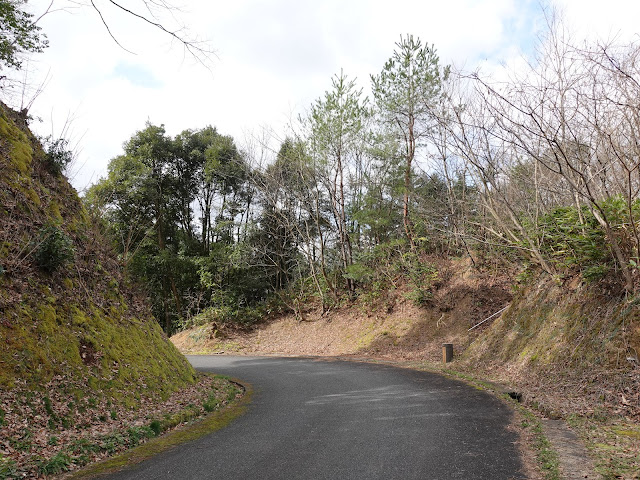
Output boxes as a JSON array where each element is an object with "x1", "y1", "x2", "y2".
[
  {"x1": 442, "y1": 14, "x2": 640, "y2": 290},
  {"x1": 60, "y1": 0, "x2": 215, "y2": 66}
]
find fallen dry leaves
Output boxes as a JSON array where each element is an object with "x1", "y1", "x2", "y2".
[{"x1": 0, "y1": 373, "x2": 241, "y2": 479}]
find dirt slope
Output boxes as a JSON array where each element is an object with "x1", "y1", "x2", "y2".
[{"x1": 172, "y1": 258, "x2": 512, "y2": 361}]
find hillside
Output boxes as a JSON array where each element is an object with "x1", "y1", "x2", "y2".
[
  {"x1": 171, "y1": 257, "x2": 512, "y2": 359},
  {"x1": 0, "y1": 103, "x2": 213, "y2": 477}
]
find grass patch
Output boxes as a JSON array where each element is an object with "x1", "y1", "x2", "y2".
[
  {"x1": 0, "y1": 454, "x2": 18, "y2": 479},
  {"x1": 518, "y1": 408, "x2": 560, "y2": 479},
  {"x1": 37, "y1": 452, "x2": 72, "y2": 475},
  {"x1": 567, "y1": 415, "x2": 640, "y2": 479}
]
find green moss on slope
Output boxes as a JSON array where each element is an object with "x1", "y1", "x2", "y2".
[{"x1": 0, "y1": 100, "x2": 195, "y2": 407}]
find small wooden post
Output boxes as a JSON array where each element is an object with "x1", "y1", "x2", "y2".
[{"x1": 442, "y1": 343, "x2": 453, "y2": 363}]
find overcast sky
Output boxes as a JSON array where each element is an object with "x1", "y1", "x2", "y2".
[{"x1": 15, "y1": 0, "x2": 640, "y2": 192}]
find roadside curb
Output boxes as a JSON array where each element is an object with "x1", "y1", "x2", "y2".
[{"x1": 541, "y1": 419, "x2": 597, "y2": 480}]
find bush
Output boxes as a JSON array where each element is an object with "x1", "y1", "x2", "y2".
[
  {"x1": 126, "y1": 426, "x2": 154, "y2": 447},
  {"x1": 37, "y1": 452, "x2": 72, "y2": 475},
  {"x1": 400, "y1": 252, "x2": 439, "y2": 306},
  {"x1": 148, "y1": 419, "x2": 162, "y2": 436},
  {"x1": 343, "y1": 263, "x2": 375, "y2": 283},
  {"x1": 41, "y1": 136, "x2": 73, "y2": 175},
  {"x1": 34, "y1": 226, "x2": 74, "y2": 272},
  {"x1": 203, "y1": 397, "x2": 220, "y2": 412},
  {"x1": 184, "y1": 301, "x2": 270, "y2": 330}
]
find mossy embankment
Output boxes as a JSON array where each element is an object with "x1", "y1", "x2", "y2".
[
  {"x1": 459, "y1": 273, "x2": 640, "y2": 479},
  {"x1": 0, "y1": 102, "x2": 201, "y2": 477},
  {"x1": 463, "y1": 272, "x2": 640, "y2": 419}
]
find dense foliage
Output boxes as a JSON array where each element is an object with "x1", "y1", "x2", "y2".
[
  {"x1": 34, "y1": 225, "x2": 74, "y2": 272},
  {"x1": 0, "y1": 0, "x2": 47, "y2": 71},
  {"x1": 88, "y1": 31, "x2": 640, "y2": 333}
]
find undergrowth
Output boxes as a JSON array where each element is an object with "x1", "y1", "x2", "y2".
[{"x1": 0, "y1": 376, "x2": 242, "y2": 479}]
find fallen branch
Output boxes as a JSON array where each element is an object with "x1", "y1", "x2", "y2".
[{"x1": 468, "y1": 305, "x2": 509, "y2": 332}]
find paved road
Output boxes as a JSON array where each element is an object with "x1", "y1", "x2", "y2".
[{"x1": 106, "y1": 356, "x2": 524, "y2": 479}]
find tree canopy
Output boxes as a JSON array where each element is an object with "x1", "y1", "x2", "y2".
[
  {"x1": 86, "y1": 31, "x2": 640, "y2": 334},
  {"x1": 0, "y1": 0, "x2": 47, "y2": 72}
]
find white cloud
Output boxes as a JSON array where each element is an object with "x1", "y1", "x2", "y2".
[
  {"x1": 554, "y1": 0, "x2": 640, "y2": 43},
  {"x1": 18, "y1": 0, "x2": 638, "y2": 191}
]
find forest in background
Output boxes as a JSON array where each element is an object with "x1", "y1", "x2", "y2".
[{"x1": 86, "y1": 25, "x2": 640, "y2": 334}]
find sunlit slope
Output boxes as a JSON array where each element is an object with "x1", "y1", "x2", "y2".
[{"x1": 0, "y1": 102, "x2": 195, "y2": 404}]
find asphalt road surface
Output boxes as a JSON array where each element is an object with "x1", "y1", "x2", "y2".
[{"x1": 105, "y1": 356, "x2": 525, "y2": 479}]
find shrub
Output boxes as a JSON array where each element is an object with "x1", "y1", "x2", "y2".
[
  {"x1": 126, "y1": 426, "x2": 154, "y2": 447},
  {"x1": 343, "y1": 263, "x2": 375, "y2": 283},
  {"x1": 521, "y1": 195, "x2": 640, "y2": 286},
  {"x1": 33, "y1": 226, "x2": 74, "y2": 272},
  {"x1": 149, "y1": 419, "x2": 162, "y2": 436},
  {"x1": 37, "y1": 452, "x2": 72, "y2": 475},
  {"x1": 203, "y1": 397, "x2": 220, "y2": 412},
  {"x1": 41, "y1": 136, "x2": 73, "y2": 175},
  {"x1": 101, "y1": 433, "x2": 125, "y2": 454}
]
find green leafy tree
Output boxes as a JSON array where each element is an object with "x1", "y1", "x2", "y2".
[
  {"x1": 371, "y1": 34, "x2": 449, "y2": 247},
  {"x1": 121, "y1": 123, "x2": 177, "y2": 250},
  {"x1": 0, "y1": 0, "x2": 47, "y2": 71},
  {"x1": 88, "y1": 123, "x2": 256, "y2": 332},
  {"x1": 352, "y1": 132, "x2": 405, "y2": 246},
  {"x1": 87, "y1": 123, "x2": 185, "y2": 332},
  {"x1": 85, "y1": 153, "x2": 154, "y2": 260},
  {"x1": 176, "y1": 127, "x2": 248, "y2": 250},
  {"x1": 306, "y1": 70, "x2": 369, "y2": 293}
]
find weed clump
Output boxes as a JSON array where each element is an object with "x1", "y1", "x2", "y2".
[
  {"x1": 0, "y1": 454, "x2": 18, "y2": 479},
  {"x1": 41, "y1": 136, "x2": 73, "y2": 176},
  {"x1": 33, "y1": 225, "x2": 74, "y2": 272},
  {"x1": 148, "y1": 419, "x2": 162, "y2": 436},
  {"x1": 37, "y1": 452, "x2": 72, "y2": 475}
]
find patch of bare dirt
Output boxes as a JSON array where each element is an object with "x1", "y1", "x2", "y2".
[{"x1": 172, "y1": 258, "x2": 513, "y2": 363}]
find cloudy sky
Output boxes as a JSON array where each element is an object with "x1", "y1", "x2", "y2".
[{"x1": 16, "y1": 0, "x2": 640, "y2": 191}]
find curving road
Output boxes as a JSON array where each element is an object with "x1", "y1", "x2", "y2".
[{"x1": 105, "y1": 356, "x2": 525, "y2": 479}]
